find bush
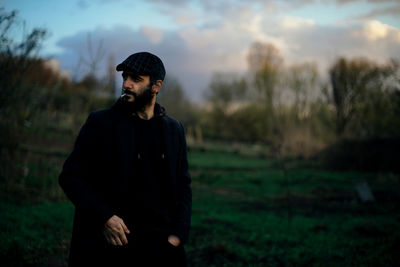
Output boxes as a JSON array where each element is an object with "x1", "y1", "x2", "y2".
[{"x1": 316, "y1": 137, "x2": 400, "y2": 173}]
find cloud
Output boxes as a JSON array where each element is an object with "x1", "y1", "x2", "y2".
[
  {"x1": 152, "y1": 0, "x2": 400, "y2": 28},
  {"x1": 141, "y1": 26, "x2": 164, "y2": 44},
  {"x1": 333, "y1": 0, "x2": 400, "y2": 23},
  {"x1": 280, "y1": 19, "x2": 400, "y2": 71},
  {"x1": 147, "y1": 0, "x2": 188, "y2": 5},
  {"x1": 76, "y1": 0, "x2": 89, "y2": 9},
  {"x1": 363, "y1": 20, "x2": 389, "y2": 40},
  {"x1": 55, "y1": 25, "x2": 210, "y2": 100},
  {"x1": 360, "y1": 20, "x2": 400, "y2": 44},
  {"x1": 336, "y1": 0, "x2": 397, "y2": 5},
  {"x1": 356, "y1": 4, "x2": 400, "y2": 20},
  {"x1": 75, "y1": 0, "x2": 127, "y2": 8},
  {"x1": 281, "y1": 16, "x2": 315, "y2": 29},
  {"x1": 55, "y1": 1, "x2": 400, "y2": 102}
]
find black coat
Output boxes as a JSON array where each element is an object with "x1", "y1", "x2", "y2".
[{"x1": 59, "y1": 101, "x2": 191, "y2": 264}]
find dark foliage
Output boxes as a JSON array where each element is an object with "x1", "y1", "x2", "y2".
[{"x1": 317, "y1": 137, "x2": 400, "y2": 173}]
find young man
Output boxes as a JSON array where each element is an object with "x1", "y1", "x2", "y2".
[{"x1": 59, "y1": 52, "x2": 191, "y2": 266}]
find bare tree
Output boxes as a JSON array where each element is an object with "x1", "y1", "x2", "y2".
[
  {"x1": 79, "y1": 33, "x2": 106, "y2": 76},
  {"x1": 106, "y1": 53, "x2": 116, "y2": 97},
  {"x1": 247, "y1": 41, "x2": 283, "y2": 112},
  {"x1": 286, "y1": 62, "x2": 319, "y2": 120},
  {"x1": 0, "y1": 8, "x2": 46, "y2": 91},
  {"x1": 0, "y1": 8, "x2": 47, "y2": 187}
]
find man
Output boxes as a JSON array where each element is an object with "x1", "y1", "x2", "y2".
[{"x1": 59, "y1": 52, "x2": 191, "y2": 266}]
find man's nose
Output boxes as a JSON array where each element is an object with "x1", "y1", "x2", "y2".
[{"x1": 123, "y1": 79, "x2": 133, "y2": 89}]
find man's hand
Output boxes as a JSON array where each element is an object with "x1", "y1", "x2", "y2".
[
  {"x1": 103, "y1": 215, "x2": 130, "y2": 246},
  {"x1": 167, "y1": 235, "x2": 181, "y2": 247}
]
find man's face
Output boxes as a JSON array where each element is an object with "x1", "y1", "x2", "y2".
[
  {"x1": 121, "y1": 71, "x2": 154, "y2": 111},
  {"x1": 122, "y1": 72, "x2": 152, "y2": 102}
]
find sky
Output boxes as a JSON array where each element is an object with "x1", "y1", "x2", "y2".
[{"x1": 2, "y1": 0, "x2": 400, "y2": 101}]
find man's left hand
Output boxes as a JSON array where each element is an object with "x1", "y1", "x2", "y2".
[{"x1": 167, "y1": 235, "x2": 181, "y2": 247}]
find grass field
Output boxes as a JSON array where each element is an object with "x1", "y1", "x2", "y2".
[{"x1": 1, "y1": 146, "x2": 399, "y2": 266}]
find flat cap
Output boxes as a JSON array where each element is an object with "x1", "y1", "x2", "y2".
[{"x1": 116, "y1": 52, "x2": 166, "y2": 81}]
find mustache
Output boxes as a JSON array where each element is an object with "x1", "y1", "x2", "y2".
[{"x1": 120, "y1": 89, "x2": 136, "y2": 100}]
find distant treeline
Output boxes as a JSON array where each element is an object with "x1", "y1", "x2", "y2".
[{"x1": 161, "y1": 42, "x2": 400, "y2": 160}]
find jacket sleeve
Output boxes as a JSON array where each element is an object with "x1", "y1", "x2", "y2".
[
  {"x1": 59, "y1": 112, "x2": 114, "y2": 225},
  {"x1": 171, "y1": 121, "x2": 192, "y2": 244}
]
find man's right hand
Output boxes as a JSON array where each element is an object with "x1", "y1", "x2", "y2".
[{"x1": 103, "y1": 215, "x2": 130, "y2": 246}]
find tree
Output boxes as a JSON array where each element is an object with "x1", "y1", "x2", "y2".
[
  {"x1": 0, "y1": 8, "x2": 47, "y2": 91},
  {"x1": 0, "y1": 8, "x2": 47, "y2": 187},
  {"x1": 105, "y1": 53, "x2": 117, "y2": 97},
  {"x1": 79, "y1": 33, "x2": 105, "y2": 76},
  {"x1": 205, "y1": 73, "x2": 247, "y2": 110},
  {"x1": 0, "y1": 8, "x2": 48, "y2": 131},
  {"x1": 286, "y1": 62, "x2": 319, "y2": 121},
  {"x1": 202, "y1": 73, "x2": 248, "y2": 140},
  {"x1": 329, "y1": 57, "x2": 397, "y2": 137},
  {"x1": 74, "y1": 33, "x2": 106, "y2": 94},
  {"x1": 247, "y1": 41, "x2": 283, "y2": 112},
  {"x1": 158, "y1": 76, "x2": 196, "y2": 127}
]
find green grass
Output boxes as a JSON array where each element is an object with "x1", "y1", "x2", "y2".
[
  {"x1": 1, "y1": 148, "x2": 399, "y2": 266},
  {"x1": 0, "y1": 195, "x2": 73, "y2": 266},
  {"x1": 186, "y1": 150, "x2": 400, "y2": 266}
]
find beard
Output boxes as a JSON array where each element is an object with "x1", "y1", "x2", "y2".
[{"x1": 121, "y1": 84, "x2": 153, "y2": 113}]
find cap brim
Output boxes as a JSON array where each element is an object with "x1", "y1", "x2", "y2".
[{"x1": 116, "y1": 63, "x2": 125, "y2": 71}]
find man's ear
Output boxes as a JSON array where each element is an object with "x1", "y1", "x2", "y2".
[{"x1": 152, "y1": 80, "x2": 163, "y2": 94}]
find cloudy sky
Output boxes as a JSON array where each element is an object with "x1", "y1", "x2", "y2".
[{"x1": 3, "y1": 0, "x2": 400, "y2": 101}]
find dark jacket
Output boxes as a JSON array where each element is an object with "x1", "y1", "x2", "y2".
[{"x1": 59, "y1": 100, "x2": 191, "y2": 264}]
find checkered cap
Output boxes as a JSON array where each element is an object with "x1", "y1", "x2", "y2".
[{"x1": 116, "y1": 52, "x2": 166, "y2": 81}]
